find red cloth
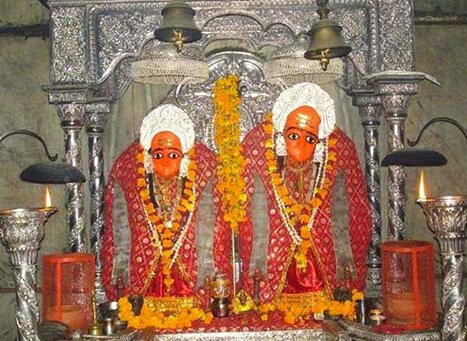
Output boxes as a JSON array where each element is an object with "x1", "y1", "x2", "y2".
[
  {"x1": 241, "y1": 124, "x2": 372, "y2": 302},
  {"x1": 135, "y1": 311, "x2": 321, "y2": 335},
  {"x1": 101, "y1": 142, "x2": 232, "y2": 300}
]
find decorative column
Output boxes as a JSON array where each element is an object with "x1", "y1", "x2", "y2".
[
  {"x1": 85, "y1": 101, "x2": 111, "y2": 303},
  {"x1": 368, "y1": 72, "x2": 427, "y2": 240},
  {"x1": 352, "y1": 90, "x2": 382, "y2": 298},
  {"x1": 417, "y1": 196, "x2": 467, "y2": 341},
  {"x1": 0, "y1": 207, "x2": 57, "y2": 341},
  {"x1": 58, "y1": 103, "x2": 87, "y2": 252}
]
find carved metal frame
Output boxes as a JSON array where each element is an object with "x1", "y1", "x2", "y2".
[{"x1": 44, "y1": 0, "x2": 423, "y2": 321}]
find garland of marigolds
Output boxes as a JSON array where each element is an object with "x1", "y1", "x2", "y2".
[
  {"x1": 213, "y1": 75, "x2": 247, "y2": 233},
  {"x1": 118, "y1": 296, "x2": 213, "y2": 329},
  {"x1": 117, "y1": 291, "x2": 363, "y2": 329},
  {"x1": 258, "y1": 289, "x2": 364, "y2": 324},
  {"x1": 135, "y1": 147, "x2": 197, "y2": 294},
  {"x1": 263, "y1": 113, "x2": 338, "y2": 295}
]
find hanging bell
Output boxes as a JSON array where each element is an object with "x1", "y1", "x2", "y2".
[
  {"x1": 154, "y1": 1, "x2": 202, "y2": 52},
  {"x1": 304, "y1": 4, "x2": 351, "y2": 71}
]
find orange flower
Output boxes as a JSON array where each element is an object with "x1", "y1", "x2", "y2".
[
  {"x1": 140, "y1": 189, "x2": 150, "y2": 200},
  {"x1": 328, "y1": 138, "x2": 337, "y2": 147},
  {"x1": 136, "y1": 178, "x2": 146, "y2": 188},
  {"x1": 301, "y1": 239, "x2": 313, "y2": 249},
  {"x1": 136, "y1": 152, "x2": 145, "y2": 163},
  {"x1": 186, "y1": 169, "x2": 196, "y2": 181},
  {"x1": 204, "y1": 312, "x2": 213, "y2": 324},
  {"x1": 162, "y1": 250, "x2": 173, "y2": 259},
  {"x1": 300, "y1": 226, "x2": 311, "y2": 239},
  {"x1": 162, "y1": 239, "x2": 173, "y2": 248}
]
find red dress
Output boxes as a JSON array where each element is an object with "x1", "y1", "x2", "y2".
[
  {"x1": 240, "y1": 124, "x2": 372, "y2": 302},
  {"x1": 101, "y1": 142, "x2": 232, "y2": 300}
]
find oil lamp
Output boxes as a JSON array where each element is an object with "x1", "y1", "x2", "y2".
[
  {"x1": 0, "y1": 129, "x2": 84, "y2": 340},
  {"x1": 416, "y1": 172, "x2": 467, "y2": 341}
]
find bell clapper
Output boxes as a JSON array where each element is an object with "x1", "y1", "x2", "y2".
[
  {"x1": 320, "y1": 49, "x2": 330, "y2": 71},
  {"x1": 173, "y1": 29, "x2": 184, "y2": 52}
]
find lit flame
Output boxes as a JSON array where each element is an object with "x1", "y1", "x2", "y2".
[
  {"x1": 418, "y1": 171, "x2": 426, "y2": 200},
  {"x1": 45, "y1": 186, "x2": 52, "y2": 208}
]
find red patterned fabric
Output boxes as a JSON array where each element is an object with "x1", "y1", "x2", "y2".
[
  {"x1": 102, "y1": 142, "x2": 232, "y2": 300},
  {"x1": 241, "y1": 124, "x2": 372, "y2": 302}
]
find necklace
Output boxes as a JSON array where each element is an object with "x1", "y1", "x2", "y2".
[
  {"x1": 282, "y1": 158, "x2": 317, "y2": 204},
  {"x1": 152, "y1": 176, "x2": 183, "y2": 228},
  {"x1": 135, "y1": 147, "x2": 197, "y2": 294}
]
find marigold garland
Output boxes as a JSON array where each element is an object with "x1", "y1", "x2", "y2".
[
  {"x1": 213, "y1": 75, "x2": 248, "y2": 233},
  {"x1": 263, "y1": 113, "x2": 338, "y2": 286},
  {"x1": 258, "y1": 289, "x2": 363, "y2": 324},
  {"x1": 135, "y1": 147, "x2": 197, "y2": 294},
  {"x1": 118, "y1": 296, "x2": 213, "y2": 330}
]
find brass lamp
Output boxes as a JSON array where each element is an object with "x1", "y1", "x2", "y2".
[
  {"x1": 154, "y1": 0, "x2": 202, "y2": 52},
  {"x1": 304, "y1": 0, "x2": 351, "y2": 71}
]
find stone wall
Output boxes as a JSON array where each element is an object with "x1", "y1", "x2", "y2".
[{"x1": 0, "y1": 37, "x2": 68, "y2": 341}]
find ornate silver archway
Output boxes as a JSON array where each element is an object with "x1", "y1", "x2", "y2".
[{"x1": 43, "y1": 0, "x2": 428, "y2": 305}]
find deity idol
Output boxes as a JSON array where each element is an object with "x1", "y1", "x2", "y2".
[
  {"x1": 101, "y1": 104, "x2": 231, "y2": 301},
  {"x1": 241, "y1": 83, "x2": 372, "y2": 302}
]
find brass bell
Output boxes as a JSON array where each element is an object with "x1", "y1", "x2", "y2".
[
  {"x1": 304, "y1": 2, "x2": 351, "y2": 71},
  {"x1": 154, "y1": 1, "x2": 202, "y2": 52}
]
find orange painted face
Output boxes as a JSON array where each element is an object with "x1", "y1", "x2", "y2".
[
  {"x1": 150, "y1": 131, "x2": 183, "y2": 179},
  {"x1": 284, "y1": 106, "x2": 321, "y2": 163}
]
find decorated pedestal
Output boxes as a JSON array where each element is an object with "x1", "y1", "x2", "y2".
[
  {"x1": 417, "y1": 196, "x2": 467, "y2": 341},
  {"x1": 0, "y1": 207, "x2": 57, "y2": 341}
]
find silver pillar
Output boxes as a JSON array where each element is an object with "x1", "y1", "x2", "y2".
[
  {"x1": 85, "y1": 101, "x2": 110, "y2": 304},
  {"x1": 0, "y1": 207, "x2": 57, "y2": 341},
  {"x1": 417, "y1": 196, "x2": 467, "y2": 341},
  {"x1": 58, "y1": 104, "x2": 87, "y2": 252},
  {"x1": 352, "y1": 90, "x2": 382, "y2": 298},
  {"x1": 368, "y1": 73, "x2": 426, "y2": 240}
]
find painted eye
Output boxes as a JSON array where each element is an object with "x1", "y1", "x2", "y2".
[
  {"x1": 168, "y1": 152, "x2": 180, "y2": 159},
  {"x1": 306, "y1": 135, "x2": 317, "y2": 144},
  {"x1": 287, "y1": 133, "x2": 300, "y2": 141},
  {"x1": 152, "y1": 153, "x2": 163, "y2": 160}
]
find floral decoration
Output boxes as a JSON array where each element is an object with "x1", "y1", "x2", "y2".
[
  {"x1": 262, "y1": 112, "x2": 337, "y2": 293},
  {"x1": 118, "y1": 296, "x2": 213, "y2": 329},
  {"x1": 212, "y1": 74, "x2": 248, "y2": 233},
  {"x1": 258, "y1": 289, "x2": 363, "y2": 324},
  {"x1": 135, "y1": 147, "x2": 197, "y2": 294}
]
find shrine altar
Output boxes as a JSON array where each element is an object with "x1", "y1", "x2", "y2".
[
  {"x1": 79, "y1": 319, "x2": 442, "y2": 341},
  {"x1": 6, "y1": 0, "x2": 459, "y2": 339}
]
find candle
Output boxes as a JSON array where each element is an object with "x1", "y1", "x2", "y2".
[{"x1": 44, "y1": 185, "x2": 52, "y2": 208}]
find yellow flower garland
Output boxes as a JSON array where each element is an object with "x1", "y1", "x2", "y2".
[
  {"x1": 263, "y1": 113, "x2": 337, "y2": 293},
  {"x1": 118, "y1": 296, "x2": 213, "y2": 330},
  {"x1": 213, "y1": 75, "x2": 248, "y2": 233},
  {"x1": 258, "y1": 289, "x2": 363, "y2": 324},
  {"x1": 135, "y1": 148, "x2": 197, "y2": 294}
]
